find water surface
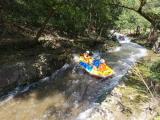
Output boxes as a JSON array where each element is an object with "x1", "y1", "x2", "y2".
[{"x1": 0, "y1": 35, "x2": 147, "y2": 120}]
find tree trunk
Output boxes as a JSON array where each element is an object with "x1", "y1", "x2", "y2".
[
  {"x1": 34, "y1": 9, "x2": 54, "y2": 41},
  {"x1": 152, "y1": 36, "x2": 160, "y2": 53},
  {"x1": 148, "y1": 27, "x2": 158, "y2": 45},
  {"x1": 96, "y1": 26, "x2": 103, "y2": 40},
  {"x1": 0, "y1": 5, "x2": 6, "y2": 37},
  {"x1": 136, "y1": 26, "x2": 140, "y2": 35}
]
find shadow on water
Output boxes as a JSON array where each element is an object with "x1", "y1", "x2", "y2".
[{"x1": 11, "y1": 64, "x2": 90, "y2": 102}]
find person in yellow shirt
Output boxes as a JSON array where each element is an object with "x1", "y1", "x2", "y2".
[{"x1": 83, "y1": 51, "x2": 93, "y2": 64}]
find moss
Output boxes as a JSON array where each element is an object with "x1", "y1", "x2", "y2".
[
  {"x1": 154, "y1": 116, "x2": 160, "y2": 120},
  {"x1": 119, "y1": 83, "x2": 149, "y2": 112},
  {"x1": 117, "y1": 52, "x2": 160, "y2": 118},
  {"x1": 150, "y1": 60, "x2": 160, "y2": 80}
]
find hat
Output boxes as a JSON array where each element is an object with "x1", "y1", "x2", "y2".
[
  {"x1": 100, "y1": 59, "x2": 105, "y2": 63},
  {"x1": 86, "y1": 51, "x2": 90, "y2": 54}
]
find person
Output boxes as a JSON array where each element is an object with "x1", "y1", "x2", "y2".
[
  {"x1": 119, "y1": 35, "x2": 125, "y2": 41},
  {"x1": 98, "y1": 59, "x2": 108, "y2": 72},
  {"x1": 92, "y1": 58, "x2": 101, "y2": 70},
  {"x1": 83, "y1": 51, "x2": 93, "y2": 64},
  {"x1": 83, "y1": 51, "x2": 90, "y2": 57}
]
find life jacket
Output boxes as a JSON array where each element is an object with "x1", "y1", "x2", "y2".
[
  {"x1": 93, "y1": 59, "x2": 101, "y2": 67},
  {"x1": 79, "y1": 62, "x2": 93, "y2": 72},
  {"x1": 83, "y1": 53, "x2": 92, "y2": 64},
  {"x1": 98, "y1": 63, "x2": 107, "y2": 72}
]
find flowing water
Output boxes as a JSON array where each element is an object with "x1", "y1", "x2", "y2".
[{"x1": 0, "y1": 34, "x2": 147, "y2": 120}]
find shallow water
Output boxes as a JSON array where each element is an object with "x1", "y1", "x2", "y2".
[{"x1": 0, "y1": 35, "x2": 147, "y2": 120}]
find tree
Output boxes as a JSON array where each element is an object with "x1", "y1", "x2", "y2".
[
  {"x1": 105, "y1": 0, "x2": 160, "y2": 52},
  {"x1": 115, "y1": 9, "x2": 150, "y2": 34},
  {"x1": 0, "y1": 0, "x2": 122, "y2": 40}
]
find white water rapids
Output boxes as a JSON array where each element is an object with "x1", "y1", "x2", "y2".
[{"x1": 0, "y1": 33, "x2": 147, "y2": 120}]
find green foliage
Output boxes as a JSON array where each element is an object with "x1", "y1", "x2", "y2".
[
  {"x1": 120, "y1": 0, "x2": 140, "y2": 9},
  {"x1": 2, "y1": 0, "x2": 160, "y2": 36},
  {"x1": 143, "y1": 0, "x2": 160, "y2": 15},
  {"x1": 115, "y1": 0, "x2": 160, "y2": 31},
  {"x1": 2, "y1": 0, "x2": 121, "y2": 36},
  {"x1": 138, "y1": 59, "x2": 160, "y2": 82},
  {"x1": 151, "y1": 60, "x2": 160, "y2": 80},
  {"x1": 115, "y1": 9, "x2": 150, "y2": 31}
]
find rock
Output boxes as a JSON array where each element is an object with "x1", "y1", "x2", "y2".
[
  {"x1": 127, "y1": 70, "x2": 132, "y2": 74},
  {"x1": 0, "y1": 53, "x2": 65, "y2": 95},
  {"x1": 111, "y1": 87, "x2": 122, "y2": 99}
]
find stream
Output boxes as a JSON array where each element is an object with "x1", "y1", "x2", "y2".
[{"x1": 0, "y1": 33, "x2": 147, "y2": 120}]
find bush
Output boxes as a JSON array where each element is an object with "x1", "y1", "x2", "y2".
[{"x1": 151, "y1": 60, "x2": 160, "y2": 80}]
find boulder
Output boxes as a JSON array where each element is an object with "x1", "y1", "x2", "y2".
[{"x1": 0, "y1": 53, "x2": 65, "y2": 95}]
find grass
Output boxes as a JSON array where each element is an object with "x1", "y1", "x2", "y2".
[
  {"x1": 116, "y1": 49, "x2": 160, "y2": 118},
  {"x1": 119, "y1": 75, "x2": 149, "y2": 114},
  {"x1": 155, "y1": 116, "x2": 160, "y2": 120}
]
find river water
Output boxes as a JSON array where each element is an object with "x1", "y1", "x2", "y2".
[{"x1": 0, "y1": 34, "x2": 147, "y2": 120}]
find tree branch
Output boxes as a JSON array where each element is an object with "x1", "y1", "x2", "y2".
[
  {"x1": 34, "y1": 9, "x2": 54, "y2": 41},
  {"x1": 103, "y1": 3, "x2": 138, "y2": 12},
  {"x1": 138, "y1": 0, "x2": 147, "y2": 12},
  {"x1": 104, "y1": 2, "x2": 160, "y2": 30}
]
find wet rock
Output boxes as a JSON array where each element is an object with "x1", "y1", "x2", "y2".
[
  {"x1": 127, "y1": 70, "x2": 132, "y2": 74},
  {"x1": 0, "y1": 53, "x2": 65, "y2": 95},
  {"x1": 111, "y1": 87, "x2": 123, "y2": 99},
  {"x1": 81, "y1": 79, "x2": 160, "y2": 120}
]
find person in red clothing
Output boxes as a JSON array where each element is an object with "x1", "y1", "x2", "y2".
[{"x1": 98, "y1": 59, "x2": 107, "y2": 72}]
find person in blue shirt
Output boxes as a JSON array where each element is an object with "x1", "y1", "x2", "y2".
[{"x1": 92, "y1": 58, "x2": 101, "y2": 70}]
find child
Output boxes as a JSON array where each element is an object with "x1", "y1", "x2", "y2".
[
  {"x1": 98, "y1": 59, "x2": 107, "y2": 72},
  {"x1": 83, "y1": 51, "x2": 93, "y2": 64}
]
